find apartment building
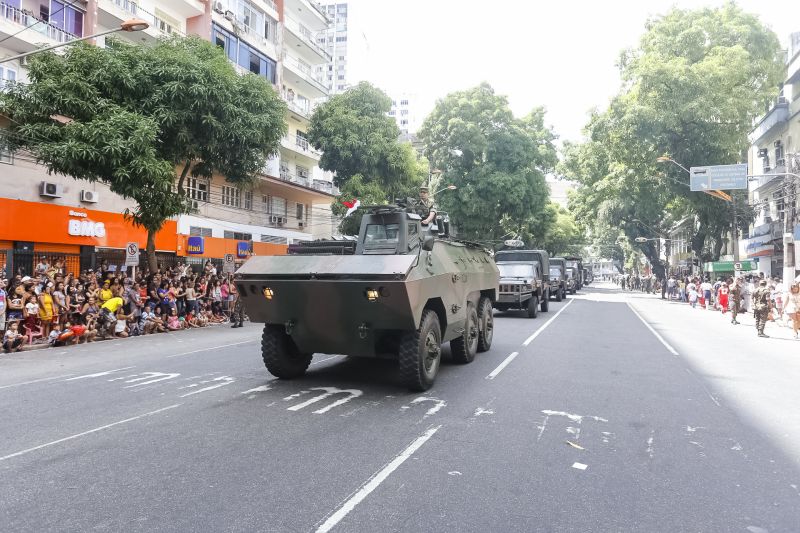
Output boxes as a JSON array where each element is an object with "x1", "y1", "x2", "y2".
[
  {"x1": 0, "y1": 0, "x2": 338, "y2": 273},
  {"x1": 745, "y1": 31, "x2": 800, "y2": 280},
  {"x1": 388, "y1": 93, "x2": 417, "y2": 135},
  {"x1": 315, "y1": 1, "x2": 346, "y2": 94}
]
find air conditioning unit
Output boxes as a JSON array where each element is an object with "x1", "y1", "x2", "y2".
[
  {"x1": 277, "y1": 216, "x2": 285, "y2": 225},
  {"x1": 40, "y1": 181, "x2": 63, "y2": 198},
  {"x1": 774, "y1": 140, "x2": 782, "y2": 147},
  {"x1": 19, "y1": 56, "x2": 31, "y2": 67},
  {"x1": 269, "y1": 215, "x2": 278, "y2": 223},
  {"x1": 758, "y1": 148, "x2": 769, "y2": 158},
  {"x1": 190, "y1": 200, "x2": 199, "y2": 210},
  {"x1": 224, "y1": 10, "x2": 235, "y2": 21},
  {"x1": 80, "y1": 190, "x2": 99, "y2": 203},
  {"x1": 212, "y1": 1, "x2": 224, "y2": 13}
]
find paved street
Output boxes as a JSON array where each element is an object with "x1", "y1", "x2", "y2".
[{"x1": 2, "y1": 283, "x2": 799, "y2": 532}]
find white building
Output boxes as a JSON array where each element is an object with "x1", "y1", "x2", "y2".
[
  {"x1": 388, "y1": 93, "x2": 417, "y2": 135},
  {"x1": 315, "y1": 1, "x2": 347, "y2": 94}
]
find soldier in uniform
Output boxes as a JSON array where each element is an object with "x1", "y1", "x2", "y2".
[
  {"x1": 729, "y1": 277, "x2": 742, "y2": 325},
  {"x1": 229, "y1": 281, "x2": 244, "y2": 328},
  {"x1": 415, "y1": 186, "x2": 437, "y2": 226},
  {"x1": 752, "y1": 279, "x2": 772, "y2": 337}
]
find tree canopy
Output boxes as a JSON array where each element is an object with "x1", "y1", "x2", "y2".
[
  {"x1": 1, "y1": 36, "x2": 286, "y2": 270},
  {"x1": 562, "y1": 3, "x2": 783, "y2": 277},
  {"x1": 419, "y1": 83, "x2": 559, "y2": 244}
]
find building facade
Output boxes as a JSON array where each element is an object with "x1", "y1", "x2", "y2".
[
  {"x1": 0, "y1": 0, "x2": 339, "y2": 274},
  {"x1": 388, "y1": 92, "x2": 417, "y2": 135},
  {"x1": 745, "y1": 31, "x2": 800, "y2": 280},
  {"x1": 315, "y1": 1, "x2": 346, "y2": 94}
]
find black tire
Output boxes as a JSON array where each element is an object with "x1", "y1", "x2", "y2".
[
  {"x1": 555, "y1": 286, "x2": 563, "y2": 302},
  {"x1": 541, "y1": 291, "x2": 550, "y2": 312},
  {"x1": 571, "y1": 288, "x2": 576, "y2": 295},
  {"x1": 562, "y1": 288, "x2": 568, "y2": 300},
  {"x1": 477, "y1": 297, "x2": 493, "y2": 353},
  {"x1": 526, "y1": 296, "x2": 538, "y2": 318},
  {"x1": 398, "y1": 310, "x2": 442, "y2": 391},
  {"x1": 261, "y1": 325, "x2": 312, "y2": 379},
  {"x1": 451, "y1": 304, "x2": 478, "y2": 364}
]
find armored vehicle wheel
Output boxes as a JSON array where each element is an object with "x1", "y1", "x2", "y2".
[
  {"x1": 451, "y1": 304, "x2": 478, "y2": 364},
  {"x1": 398, "y1": 310, "x2": 442, "y2": 391},
  {"x1": 562, "y1": 288, "x2": 568, "y2": 300},
  {"x1": 261, "y1": 325, "x2": 312, "y2": 379},
  {"x1": 555, "y1": 287, "x2": 563, "y2": 302},
  {"x1": 541, "y1": 291, "x2": 550, "y2": 312},
  {"x1": 526, "y1": 296, "x2": 538, "y2": 318},
  {"x1": 477, "y1": 297, "x2": 493, "y2": 352}
]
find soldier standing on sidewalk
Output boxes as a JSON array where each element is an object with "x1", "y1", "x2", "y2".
[
  {"x1": 753, "y1": 279, "x2": 772, "y2": 338},
  {"x1": 729, "y1": 278, "x2": 742, "y2": 325}
]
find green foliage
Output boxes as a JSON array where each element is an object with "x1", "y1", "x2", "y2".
[
  {"x1": 1, "y1": 36, "x2": 286, "y2": 270},
  {"x1": 561, "y1": 3, "x2": 781, "y2": 274},
  {"x1": 539, "y1": 204, "x2": 582, "y2": 256},
  {"x1": 419, "y1": 83, "x2": 560, "y2": 244}
]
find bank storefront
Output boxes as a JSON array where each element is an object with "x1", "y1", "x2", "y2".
[
  {"x1": 739, "y1": 222, "x2": 777, "y2": 277},
  {"x1": 0, "y1": 198, "x2": 177, "y2": 276}
]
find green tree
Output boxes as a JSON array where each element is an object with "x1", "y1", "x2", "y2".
[
  {"x1": 1, "y1": 37, "x2": 286, "y2": 271},
  {"x1": 540, "y1": 204, "x2": 583, "y2": 256},
  {"x1": 419, "y1": 83, "x2": 557, "y2": 243},
  {"x1": 562, "y1": 3, "x2": 781, "y2": 277}
]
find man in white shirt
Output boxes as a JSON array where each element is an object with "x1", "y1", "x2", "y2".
[{"x1": 700, "y1": 280, "x2": 713, "y2": 310}]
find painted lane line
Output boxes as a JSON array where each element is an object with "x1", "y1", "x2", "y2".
[
  {"x1": 646, "y1": 429, "x2": 655, "y2": 459},
  {"x1": 166, "y1": 340, "x2": 256, "y2": 358},
  {"x1": 287, "y1": 387, "x2": 363, "y2": 414},
  {"x1": 684, "y1": 368, "x2": 722, "y2": 407},
  {"x1": 64, "y1": 367, "x2": 135, "y2": 381},
  {"x1": 626, "y1": 302, "x2": 679, "y2": 355},
  {"x1": 241, "y1": 385, "x2": 271, "y2": 395},
  {"x1": 0, "y1": 373, "x2": 77, "y2": 390},
  {"x1": 0, "y1": 404, "x2": 182, "y2": 462},
  {"x1": 522, "y1": 298, "x2": 575, "y2": 346},
  {"x1": 486, "y1": 352, "x2": 519, "y2": 380},
  {"x1": 315, "y1": 425, "x2": 442, "y2": 533},
  {"x1": 572, "y1": 462, "x2": 588, "y2": 471},
  {"x1": 310, "y1": 354, "x2": 345, "y2": 367},
  {"x1": 179, "y1": 376, "x2": 235, "y2": 397}
]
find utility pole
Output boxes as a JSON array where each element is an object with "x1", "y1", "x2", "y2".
[
  {"x1": 783, "y1": 154, "x2": 798, "y2": 284},
  {"x1": 732, "y1": 193, "x2": 739, "y2": 262}
]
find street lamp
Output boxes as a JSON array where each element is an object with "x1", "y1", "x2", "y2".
[
  {"x1": 0, "y1": 19, "x2": 150, "y2": 65},
  {"x1": 432, "y1": 184, "x2": 456, "y2": 195},
  {"x1": 656, "y1": 155, "x2": 690, "y2": 174}
]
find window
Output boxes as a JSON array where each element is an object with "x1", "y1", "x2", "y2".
[
  {"x1": 264, "y1": 15, "x2": 277, "y2": 42},
  {"x1": 244, "y1": 190, "x2": 253, "y2": 210},
  {"x1": 337, "y1": 74, "x2": 344, "y2": 80},
  {"x1": 262, "y1": 194, "x2": 269, "y2": 212},
  {"x1": 272, "y1": 196, "x2": 287, "y2": 217},
  {"x1": 221, "y1": 185, "x2": 241, "y2": 207},
  {"x1": 0, "y1": 145, "x2": 12, "y2": 165},
  {"x1": 296, "y1": 203, "x2": 304, "y2": 219},
  {"x1": 49, "y1": 1, "x2": 84, "y2": 36},
  {"x1": 0, "y1": 66, "x2": 16, "y2": 91},
  {"x1": 261, "y1": 234, "x2": 288, "y2": 244},
  {"x1": 400, "y1": 99, "x2": 408, "y2": 106},
  {"x1": 337, "y1": 84, "x2": 345, "y2": 90},
  {"x1": 296, "y1": 165, "x2": 310, "y2": 179},
  {"x1": 214, "y1": 24, "x2": 276, "y2": 83},
  {"x1": 338, "y1": 55, "x2": 345, "y2": 61},
  {"x1": 335, "y1": 36, "x2": 347, "y2": 42},
  {"x1": 401, "y1": 109, "x2": 408, "y2": 115},
  {"x1": 389, "y1": 110, "x2": 395, "y2": 116},
  {"x1": 224, "y1": 231, "x2": 253, "y2": 240},
  {"x1": 189, "y1": 226, "x2": 212, "y2": 237},
  {"x1": 186, "y1": 178, "x2": 208, "y2": 202},
  {"x1": 401, "y1": 119, "x2": 408, "y2": 125}
]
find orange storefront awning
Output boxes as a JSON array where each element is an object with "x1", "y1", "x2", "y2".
[{"x1": 176, "y1": 235, "x2": 287, "y2": 258}]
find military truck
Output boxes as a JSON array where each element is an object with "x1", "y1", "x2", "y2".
[
  {"x1": 494, "y1": 260, "x2": 544, "y2": 317},
  {"x1": 565, "y1": 267, "x2": 578, "y2": 294},
  {"x1": 564, "y1": 256, "x2": 584, "y2": 290},
  {"x1": 494, "y1": 249, "x2": 551, "y2": 315},
  {"x1": 549, "y1": 257, "x2": 568, "y2": 301},
  {"x1": 235, "y1": 205, "x2": 499, "y2": 391}
]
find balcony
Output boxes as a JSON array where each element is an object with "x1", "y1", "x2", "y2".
[
  {"x1": 160, "y1": 0, "x2": 205, "y2": 18},
  {"x1": 97, "y1": 0, "x2": 178, "y2": 41},
  {"x1": 282, "y1": 53, "x2": 327, "y2": 98},
  {"x1": 0, "y1": 3, "x2": 78, "y2": 52},
  {"x1": 281, "y1": 134, "x2": 321, "y2": 160},
  {"x1": 284, "y1": 0, "x2": 329, "y2": 31},
  {"x1": 279, "y1": 169, "x2": 311, "y2": 188},
  {"x1": 283, "y1": 16, "x2": 331, "y2": 64},
  {"x1": 748, "y1": 97, "x2": 789, "y2": 144},
  {"x1": 282, "y1": 90, "x2": 315, "y2": 120}
]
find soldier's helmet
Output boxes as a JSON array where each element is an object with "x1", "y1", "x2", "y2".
[
  {"x1": 759, "y1": 279, "x2": 767, "y2": 286},
  {"x1": 419, "y1": 186, "x2": 429, "y2": 193}
]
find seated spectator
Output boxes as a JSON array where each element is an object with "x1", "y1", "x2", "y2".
[
  {"x1": 151, "y1": 307, "x2": 168, "y2": 332},
  {"x1": 114, "y1": 307, "x2": 131, "y2": 338},
  {"x1": 99, "y1": 280, "x2": 113, "y2": 304},
  {"x1": 166, "y1": 308, "x2": 182, "y2": 331},
  {"x1": 82, "y1": 296, "x2": 100, "y2": 325},
  {"x1": 55, "y1": 322, "x2": 79, "y2": 346},
  {"x1": 3, "y1": 322, "x2": 26, "y2": 353},
  {"x1": 0, "y1": 278, "x2": 6, "y2": 336}
]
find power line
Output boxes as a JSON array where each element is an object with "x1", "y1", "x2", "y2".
[{"x1": 0, "y1": 0, "x2": 81, "y2": 45}]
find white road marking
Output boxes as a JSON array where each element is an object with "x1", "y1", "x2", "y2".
[
  {"x1": 287, "y1": 387, "x2": 363, "y2": 414},
  {"x1": 485, "y1": 352, "x2": 518, "y2": 380},
  {"x1": 166, "y1": 340, "x2": 256, "y2": 358},
  {"x1": 64, "y1": 367, "x2": 135, "y2": 381},
  {"x1": 310, "y1": 354, "x2": 345, "y2": 367},
  {"x1": 448, "y1": 471, "x2": 462, "y2": 476},
  {"x1": 646, "y1": 430, "x2": 655, "y2": 458},
  {"x1": 540, "y1": 410, "x2": 608, "y2": 423},
  {"x1": 0, "y1": 404, "x2": 182, "y2": 462},
  {"x1": 685, "y1": 425, "x2": 705, "y2": 433},
  {"x1": 0, "y1": 373, "x2": 76, "y2": 390},
  {"x1": 107, "y1": 374, "x2": 140, "y2": 382},
  {"x1": 566, "y1": 426, "x2": 581, "y2": 439},
  {"x1": 684, "y1": 368, "x2": 722, "y2": 407},
  {"x1": 572, "y1": 462, "x2": 588, "y2": 471},
  {"x1": 626, "y1": 302, "x2": 679, "y2": 355},
  {"x1": 473, "y1": 407, "x2": 494, "y2": 417},
  {"x1": 536, "y1": 414, "x2": 549, "y2": 442},
  {"x1": 522, "y1": 298, "x2": 575, "y2": 346},
  {"x1": 601, "y1": 431, "x2": 614, "y2": 444},
  {"x1": 315, "y1": 425, "x2": 442, "y2": 533},
  {"x1": 241, "y1": 385, "x2": 271, "y2": 395},
  {"x1": 179, "y1": 376, "x2": 235, "y2": 397},
  {"x1": 123, "y1": 372, "x2": 181, "y2": 388},
  {"x1": 409, "y1": 396, "x2": 447, "y2": 418}
]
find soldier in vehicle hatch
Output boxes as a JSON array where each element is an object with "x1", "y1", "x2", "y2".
[{"x1": 415, "y1": 186, "x2": 437, "y2": 225}]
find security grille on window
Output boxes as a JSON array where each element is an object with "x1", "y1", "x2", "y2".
[
  {"x1": 186, "y1": 178, "x2": 208, "y2": 202},
  {"x1": 272, "y1": 196, "x2": 287, "y2": 217},
  {"x1": 189, "y1": 226, "x2": 213, "y2": 237},
  {"x1": 221, "y1": 185, "x2": 241, "y2": 207},
  {"x1": 296, "y1": 203, "x2": 304, "y2": 219},
  {"x1": 244, "y1": 190, "x2": 253, "y2": 210},
  {"x1": 261, "y1": 234, "x2": 288, "y2": 244},
  {"x1": 0, "y1": 145, "x2": 12, "y2": 165},
  {"x1": 296, "y1": 165, "x2": 310, "y2": 179},
  {"x1": 223, "y1": 231, "x2": 253, "y2": 240},
  {"x1": 0, "y1": 66, "x2": 17, "y2": 92},
  {"x1": 262, "y1": 194, "x2": 269, "y2": 212}
]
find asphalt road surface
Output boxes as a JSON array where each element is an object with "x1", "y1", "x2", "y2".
[{"x1": 2, "y1": 283, "x2": 799, "y2": 532}]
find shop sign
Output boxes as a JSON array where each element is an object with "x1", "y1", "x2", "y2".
[
  {"x1": 68, "y1": 211, "x2": 106, "y2": 238},
  {"x1": 237, "y1": 241, "x2": 250, "y2": 258},
  {"x1": 187, "y1": 236, "x2": 205, "y2": 254}
]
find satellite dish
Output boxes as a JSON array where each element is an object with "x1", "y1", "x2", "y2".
[{"x1": 504, "y1": 239, "x2": 525, "y2": 248}]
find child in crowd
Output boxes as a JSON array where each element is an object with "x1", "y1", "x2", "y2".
[
  {"x1": 167, "y1": 308, "x2": 182, "y2": 331},
  {"x1": 688, "y1": 287, "x2": 699, "y2": 309},
  {"x1": 3, "y1": 322, "x2": 26, "y2": 353}
]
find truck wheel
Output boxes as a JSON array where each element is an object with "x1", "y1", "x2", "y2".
[
  {"x1": 526, "y1": 296, "x2": 538, "y2": 318},
  {"x1": 541, "y1": 291, "x2": 550, "y2": 312},
  {"x1": 398, "y1": 310, "x2": 442, "y2": 391},
  {"x1": 261, "y1": 325, "x2": 312, "y2": 379},
  {"x1": 562, "y1": 288, "x2": 568, "y2": 300},
  {"x1": 451, "y1": 304, "x2": 478, "y2": 364},
  {"x1": 477, "y1": 297, "x2": 493, "y2": 352},
  {"x1": 555, "y1": 287, "x2": 563, "y2": 302}
]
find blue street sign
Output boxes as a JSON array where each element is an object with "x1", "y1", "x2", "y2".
[
  {"x1": 187, "y1": 236, "x2": 204, "y2": 254},
  {"x1": 689, "y1": 164, "x2": 748, "y2": 191}
]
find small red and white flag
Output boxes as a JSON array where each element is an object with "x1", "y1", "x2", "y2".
[{"x1": 342, "y1": 198, "x2": 360, "y2": 217}]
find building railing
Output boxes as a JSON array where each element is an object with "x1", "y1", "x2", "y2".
[
  {"x1": 282, "y1": 53, "x2": 327, "y2": 94},
  {"x1": 281, "y1": 90, "x2": 315, "y2": 117},
  {"x1": 0, "y1": 2, "x2": 78, "y2": 43},
  {"x1": 748, "y1": 97, "x2": 790, "y2": 144},
  {"x1": 284, "y1": 16, "x2": 331, "y2": 61},
  {"x1": 104, "y1": 0, "x2": 184, "y2": 36},
  {"x1": 282, "y1": 134, "x2": 321, "y2": 157}
]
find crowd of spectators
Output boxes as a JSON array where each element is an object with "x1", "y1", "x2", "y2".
[{"x1": 0, "y1": 257, "x2": 241, "y2": 354}]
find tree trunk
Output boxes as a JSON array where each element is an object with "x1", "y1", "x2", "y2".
[
  {"x1": 146, "y1": 229, "x2": 157, "y2": 274},
  {"x1": 176, "y1": 160, "x2": 192, "y2": 197},
  {"x1": 711, "y1": 235, "x2": 724, "y2": 262}
]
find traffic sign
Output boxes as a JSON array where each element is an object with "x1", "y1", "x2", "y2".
[
  {"x1": 689, "y1": 164, "x2": 748, "y2": 191},
  {"x1": 734, "y1": 262, "x2": 742, "y2": 271},
  {"x1": 125, "y1": 242, "x2": 139, "y2": 266},
  {"x1": 223, "y1": 253, "x2": 235, "y2": 274}
]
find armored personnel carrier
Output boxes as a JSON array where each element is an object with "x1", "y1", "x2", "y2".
[{"x1": 235, "y1": 205, "x2": 499, "y2": 391}]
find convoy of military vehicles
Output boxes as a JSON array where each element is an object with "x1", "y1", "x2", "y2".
[{"x1": 235, "y1": 202, "x2": 587, "y2": 391}]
